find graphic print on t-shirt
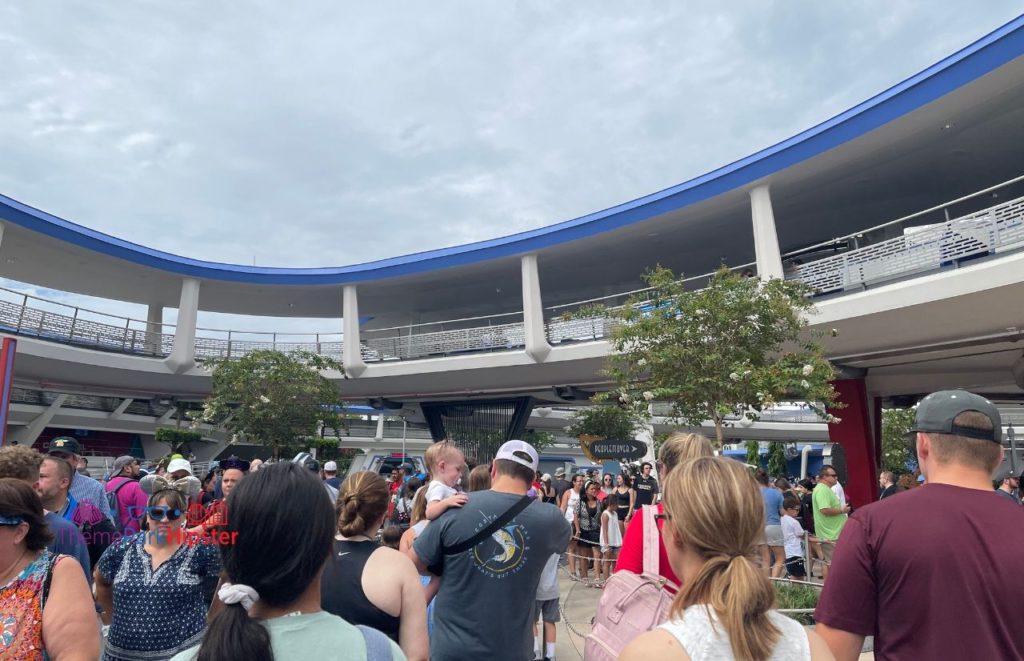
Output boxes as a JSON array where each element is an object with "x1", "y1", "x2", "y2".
[{"x1": 470, "y1": 514, "x2": 530, "y2": 579}]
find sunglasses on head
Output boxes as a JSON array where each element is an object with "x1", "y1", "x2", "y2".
[
  {"x1": 147, "y1": 506, "x2": 183, "y2": 522},
  {"x1": 0, "y1": 515, "x2": 24, "y2": 527}
]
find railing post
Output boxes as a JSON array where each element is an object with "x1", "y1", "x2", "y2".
[
  {"x1": 69, "y1": 308, "x2": 79, "y2": 341},
  {"x1": 227, "y1": 330, "x2": 232, "y2": 359},
  {"x1": 272, "y1": 333, "x2": 277, "y2": 351},
  {"x1": 316, "y1": 333, "x2": 321, "y2": 355},
  {"x1": 15, "y1": 295, "x2": 27, "y2": 333},
  {"x1": 122, "y1": 318, "x2": 130, "y2": 350},
  {"x1": 38, "y1": 311, "x2": 46, "y2": 336}
]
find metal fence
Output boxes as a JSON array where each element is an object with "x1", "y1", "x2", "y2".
[{"x1": 796, "y1": 194, "x2": 1024, "y2": 294}]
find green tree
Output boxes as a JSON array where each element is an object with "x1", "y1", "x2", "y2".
[
  {"x1": 881, "y1": 407, "x2": 918, "y2": 474},
  {"x1": 154, "y1": 428, "x2": 202, "y2": 455},
  {"x1": 201, "y1": 350, "x2": 346, "y2": 459},
  {"x1": 520, "y1": 429, "x2": 557, "y2": 453},
  {"x1": 745, "y1": 440, "x2": 761, "y2": 468},
  {"x1": 601, "y1": 266, "x2": 840, "y2": 447},
  {"x1": 767, "y1": 441, "x2": 788, "y2": 478}
]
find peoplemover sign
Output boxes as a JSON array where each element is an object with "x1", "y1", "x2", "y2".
[{"x1": 587, "y1": 439, "x2": 647, "y2": 461}]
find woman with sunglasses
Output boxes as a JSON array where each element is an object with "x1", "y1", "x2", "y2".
[
  {"x1": 598, "y1": 473, "x2": 615, "y2": 502},
  {"x1": 0, "y1": 478, "x2": 99, "y2": 660},
  {"x1": 95, "y1": 475, "x2": 219, "y2": 661}
]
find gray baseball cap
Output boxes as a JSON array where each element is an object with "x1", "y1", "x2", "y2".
[{"x1": 911, "y1": 390, "x2": 1001, "y2": 443}]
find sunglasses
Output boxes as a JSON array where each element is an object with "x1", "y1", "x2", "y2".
[
  {"x1": 0, "y1": 515, "x2": 24, "y2": 526},
  {"x1": 147, "y1": 506, "x2": 184, "y2": 522}
]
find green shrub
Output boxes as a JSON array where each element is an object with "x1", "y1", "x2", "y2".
[{"x1": 774, "y1": 582, "x2": 819, "y2": 625}]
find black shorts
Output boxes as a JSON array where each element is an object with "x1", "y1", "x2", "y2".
[
  {"x1": 616, "y1": 508, "x2": 628, "y2": 521},
  {"x1": 578, "y1": 529, "x2": 600, "y2": 547},
  {"x1": 785, "y1": 556, "x2": 806, "y2": 578}
]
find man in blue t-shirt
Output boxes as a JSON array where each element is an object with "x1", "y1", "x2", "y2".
[{"x1": 0, "y1": 445, "x2": 92, "y2": 584}]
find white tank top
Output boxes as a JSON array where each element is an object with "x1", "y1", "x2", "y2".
[
  {"x1": 565, "y1": 489, "x2": 580, "y2": 523},
  {"x1": 658, "y1": 605, "x2": 810, "y2": 661}
]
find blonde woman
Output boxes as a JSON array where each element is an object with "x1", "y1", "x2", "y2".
[
  {"x1": 615, "y1": 432, "x2": 714, "y2": 591},
  {"x1": 620, "y1": 457, "x2": 833, "y2": 661}
]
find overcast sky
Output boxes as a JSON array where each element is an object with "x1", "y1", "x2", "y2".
[{"x1": 0, "y1": 2, "x2": 1020, "y2": 330}]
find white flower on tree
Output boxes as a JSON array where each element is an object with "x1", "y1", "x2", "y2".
[
  {"x1": 642, "y1": 391, "x2": 655, "y2": 401},
  {"x1": 802, "y1": 364, "x2": 814, "y2": 376}
]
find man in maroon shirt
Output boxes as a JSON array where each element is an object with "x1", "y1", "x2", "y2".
[{"x1": 815, "y1": 390, "x2": 1024, "y2": 660}]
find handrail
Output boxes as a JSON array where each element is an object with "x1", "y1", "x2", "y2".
[
  {"x1": 0, "y1": 284, "x2": 175, "y2": 330},
  {"x1": 543, "y1": 261, "x2": 758, "y2": 313},
  {"x1": 781, "y1": 172, "x2": 1024, "y2": 259},
  {"x1": 361, "y1": 310, "x2": 525, "y2": 335}
]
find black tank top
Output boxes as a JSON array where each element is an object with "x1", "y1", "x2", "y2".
[{"x1": 320, "y1": 539, "x2": 401, "y2": 641}]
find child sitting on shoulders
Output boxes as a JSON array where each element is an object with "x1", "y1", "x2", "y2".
[{"x1": 425, "y1": 441, "x2": 469, "y2": 521}]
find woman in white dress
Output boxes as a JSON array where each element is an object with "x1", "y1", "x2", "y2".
[{"x1": 620, "y1": 457, "x2": 835, "y2": 661}]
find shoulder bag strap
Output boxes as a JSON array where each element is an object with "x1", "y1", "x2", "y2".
[
  {"x1": 357, "y1": 625, "x2": 393, "y2": 661},
  {"x1": 41, "y1": 553, "x2": 61, "y2": 610},
  {"x1": 641, "y1": 504, "x2": 660, "y2": 576},
  {"x1": 446, "y1": 495, "x2": 534, "y2": 555}
]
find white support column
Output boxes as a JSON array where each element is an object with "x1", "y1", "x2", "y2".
[
  {"x1": 521, "y1": 254, "x2": 552, "y2": 362},
  {"x1": 639, "y1": 406, "x2": 656, "y2": 466},
  {"x1": 108, "y1": 398, "x2": 134, "y2": 420},
  {"x1": 374, "y1": 414, "x2": 386, "y2": 441},
  {"x1": 343, "y1": 285, "x2": 367, "y2": 377},
  {"x1": 9, "y1": 394, "x2": 67, "y2": 444},
  {"x1": 145, "y1": 304, "x2": 163, "y2": 355},
  {"x1": 165, "y1": 278, "x2": 200, "y2": 374},
  {"x1": 749, "y1": 185, "x2": 785, "y2": 280}
]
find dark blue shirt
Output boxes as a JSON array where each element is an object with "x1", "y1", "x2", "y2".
[{"x1": 45, "y1": 511, "x2": 92, "y2": 585}]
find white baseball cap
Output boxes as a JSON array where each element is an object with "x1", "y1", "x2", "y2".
[
  {"x1": 167, "y1": 458, "x2": 193, "y2": 475},
  {"x1": 495, "y1": 440, "x2": 539, "y2": 472},
  {"x1": 323, "y1": 461, "x2": 338, "y2": 472}
]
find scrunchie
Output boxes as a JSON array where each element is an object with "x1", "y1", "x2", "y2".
[{"x1": 218, "y1": 582, "x2": 260, "y2": 611}]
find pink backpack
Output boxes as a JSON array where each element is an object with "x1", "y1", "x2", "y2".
[{"x1": 584, "y1": 505, "x2": 678, "y2": 660}]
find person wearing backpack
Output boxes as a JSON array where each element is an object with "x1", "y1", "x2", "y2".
[
  {"x1": 105, "y1": 455, "x2": 149, "y2": 535},
  {"x1": 586, "y1": 433, "x2": 714, "y2": 660},
  {"x1": 619, "y1": 457, "x2": 833, "y2": 661}
]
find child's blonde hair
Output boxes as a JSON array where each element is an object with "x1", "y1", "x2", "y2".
[{"x1": 425, "y1": 440, "x2": 462, "y2": 474}]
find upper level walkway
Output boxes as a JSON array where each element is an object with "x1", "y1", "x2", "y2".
[{"x1": 3, "y1": 179, "x2": 1022, "y2": 364}]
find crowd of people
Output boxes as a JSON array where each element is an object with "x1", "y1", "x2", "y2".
[{"x1": 0, "y1": 387, "x2": 1021, "y2": 660}]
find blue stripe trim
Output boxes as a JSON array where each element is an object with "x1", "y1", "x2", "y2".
[{"x1": 1, "y1": 15, "x2": 1023, "y2": 286}]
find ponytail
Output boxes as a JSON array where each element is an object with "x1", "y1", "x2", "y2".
[
  {"x1": 661, "y1": 457, "x2": 783, "y2": 661},
  {"x1": 197, "y1": 602, "x2": 272, "y2": 661},
  {"x1": 672, "y1": 553, "x2": 778, "y2": 661}
]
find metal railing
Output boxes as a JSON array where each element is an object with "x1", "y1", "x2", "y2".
[
  {"x1": 0, "y1": 287, "x2": 173, "y2": 357},
  {"x1": 1, "y1": 181, "x2": 1022, "y2": 364},
  {"x1": 360, "y1": 312, "x2": 526, "y2": 361},
  {"x1": 796, "y1": 193, "x2": 1024, "y2": 293}
]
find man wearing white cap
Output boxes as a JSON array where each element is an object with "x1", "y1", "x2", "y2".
[
  {"x1": 323, "y1": 460, "x2": 342, "y2": 490},
  {"x1": 409, "y1": 440, "x2": 570, "y2": 661}
]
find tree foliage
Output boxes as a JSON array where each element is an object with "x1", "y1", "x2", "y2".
[
  {"x1": 201, "y1": 350, "x2": 346, "y2": 459},
  {"x1": 565, "y1": 404, "x2": 642, "y2": 441},
  {"x1": 600, "y1": 266, "x2": 840, "y2": 447},
  {"x1": 881, "y1": 407, "x2": 918, "y2": 474},
  {"x1": 520, "y1": 429, "x2": 557, "y2": 453},
  {"x1": 745, "y1": 440, "x2": 761, "y2": 468},
  {"x1": 767, "y1": 441, "x2": 788, "y2": 478},
  {"x1": 154, "y1": 428, "x2": 202, "y2": 454}
]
